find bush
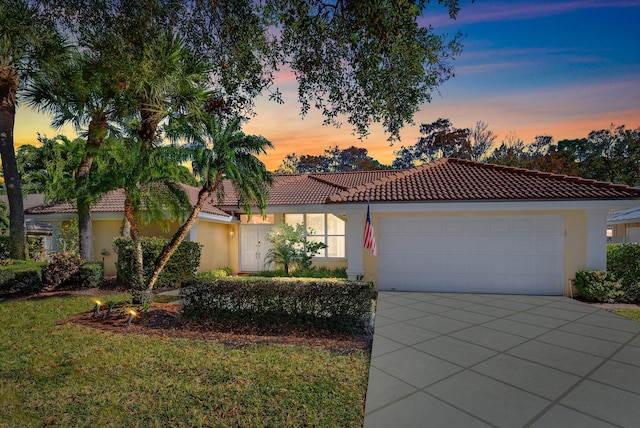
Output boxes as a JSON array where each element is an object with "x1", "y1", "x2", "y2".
[
  {"x1": 75, "y1": 262, "x2": 104, "y2": 289},
  {"x1": 607, "y1": 243, "x2": 640, "y2": 288},
  {"x1": 0, "y1": 236, "x2": 47, "y2": 261},
  {"x1": 196, "y1": 267, "x2": 233, "y2": 279},
  {"x1": 182, "y1": 276, "x2": 373, "y2": 332},
  {"x1": 0, "y1": 261, "x2": 46, "y2": 295},
  {"x1": 573, "y1": 269, "x2": 640, "y2": 303},
  {"x1": 264, "y1": 223, "x2": 327, "y2": 275},
  {"x1": 113, "y1": 237, "x2": 202, "y2": 288},
  {"x1": 42, "y1": 253, "x2": 83, "y2": 288},
  {"x1": 254, "y1": 267, "x2": 347, "y2": 279}
]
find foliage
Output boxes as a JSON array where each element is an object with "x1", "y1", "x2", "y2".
[
  {"x1": 197, "y1": 267, "x2": 233, "y2": 279},
  {"x1": 27, "y1": 237, "x2": 46, "y2": 261},
  {"x1": 0, "y1": 295, "x2": 369, "y2": 427},
  {"x1": 113, "y1": 237, "x2": 202, "y2": 289},
  {"x1": 56, "y1": 218, "x2": 80, "y2": 254},
  {"x1": 392, "y1": 119, "x2": 496, "y2": 168},
  {"x1": 573, "y1": 270, "x2": 639, "y2": 304},
  {"x1": 74, "y1": 262, "x2": 104, "y2": 289},
  {"x1": 558, "y1": 124, "x2": 640, "y2": 186},
  {"x1": 276, "y1": 145, "x2": 389, "y2": 173},
  {"x1": 255, "y1": 266, "x2": 347, "y2": 279},
  {"x1": 264, "y1": 223, "x2": 328, "y2": 275},
  {"x1": 182, "y1": 277, "x2": 374, "y2": 332},
  {"x1": 607, "y1": 243, "x2": 640, "y2": 289},
  {"x1": 0, "y1": 261, "x2": 46, "y2": 295},
  {"x1": 42, "y1": 253, "x2": 83, "y2": 288}
]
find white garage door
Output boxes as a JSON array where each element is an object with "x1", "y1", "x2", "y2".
[{"x1": 378, "y1": 215, "x2": 565, "y2": 295}]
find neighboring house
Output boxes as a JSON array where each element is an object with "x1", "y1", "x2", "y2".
[
  {"x1": 26, "y1": 158, "x2": 640, "y2": 296},
  {"x1": 607, "y1": 206, "x2": 640, "y2": 243},
  {"x1": 0, "y1": 194, "x2": 53, "y2": 252}
]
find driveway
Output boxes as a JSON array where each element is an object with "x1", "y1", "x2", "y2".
[{"x1": 365, "y1": 292, "x2": 640, "y2": 428}]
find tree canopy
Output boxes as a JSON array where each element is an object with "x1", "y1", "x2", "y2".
[{"x1": 276, "y1": 145, "x2": 389, "y2": 173}]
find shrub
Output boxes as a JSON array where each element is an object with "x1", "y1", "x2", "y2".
[
  {"x1": 75, "y1": 262, "x2": 104, "y2": 289},
  {"x1": 42, "y1": 253, "x2": 83, "y2": 288},
  {"x1": 196, "y1": 267, "x2": 233, "y2": 279},
  {"x1": 182, "y1": 276, "x2": 374, "y2": 332},
  {"x1": 607, "y1": 243, "x2": 640, "y2": 288},
  {"x1": 113, "y1": 237, "x2": 202, "y2": 288},
  {"x1": 0, "y1": 236, "x2": 10, "y2": 259},
  {"x1": 254, "y1": 267, "x2": 347, "y2": 279},
  {"x1": 573, "y1": 270, "x2": 639, "y2": 303},
  {"x1": 0, "y1": 261, "x2": 46, "y2": 295},
  {"x1": 264, "y1": 223, "x2": 327, "y2": 275}
]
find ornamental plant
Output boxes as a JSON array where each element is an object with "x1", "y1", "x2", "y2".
[{"x1": 264, "y1": 223, "x2": 327, "y2": 275}]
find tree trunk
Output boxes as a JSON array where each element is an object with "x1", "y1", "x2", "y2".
[
  {"x1": 146, "y1": 185, "x2": 213, "y2": 291},
  {"x1": 76, "y1": 114, "x2": 107, "y2": 260},
  {"x1": 0, "y1": 65, "x2": 26, "y2": 260},
  {"x1": 124, "y1": 195, "x2": 146, "y2": 303}
]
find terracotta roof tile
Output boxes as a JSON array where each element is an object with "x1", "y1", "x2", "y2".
[
  {"x1": 26, "y1": 185, "x2": 231, "y2": 218},
  {"x1": 326, "y1": 158, "x2": 640, "y2": 203}
]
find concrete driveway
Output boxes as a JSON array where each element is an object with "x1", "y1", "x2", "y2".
[{"x1": 365, "y1": 292, "x2": 640, "y2": 428}]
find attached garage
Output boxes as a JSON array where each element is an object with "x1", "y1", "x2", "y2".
[{"x1": 377, "y1": 215, "x2": 565, "y2": 294}]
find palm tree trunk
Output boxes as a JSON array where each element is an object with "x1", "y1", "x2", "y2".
[
  {"x1": 124, "y1": 195, "x2": 147, "y2": 303},
  {"x1": 146, "y1": 185, "x2": 213, "y2": 291},
  {"x1": 76, "y1": 115, "x2": 107, "y2": 260},
  {"x1": 0, "y1": 65, "x2": 26, "y2": 260}
]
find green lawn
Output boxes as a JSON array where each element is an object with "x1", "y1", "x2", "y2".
[
  {"x1": 612, "y1": 307, "x2": 640, "y2": 322},
  {"x1": 0, "y1": 295, "x2": 370, "y2": 427}
]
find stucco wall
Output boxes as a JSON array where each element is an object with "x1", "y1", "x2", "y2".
[
  {"x1": 196, "y1": 221, "x2": 234, "y2": 272},
  {"x1": 364, "y1": 210, "x2": 588, "y2": 296}
]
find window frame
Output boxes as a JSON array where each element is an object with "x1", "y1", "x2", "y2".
[{"x1": 284, "y1": 213, "x2": 346, "y2": 259}]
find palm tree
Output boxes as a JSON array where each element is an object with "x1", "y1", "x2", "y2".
[
  {"x1": 25, "y1": 50, "x2": 123, "y2": 260},
  {"x1": 145, "y1": 115, "x2": 273, "y2": 292},
  {"x1": 0, "y1": 0, "x2": 65, "y2": 259},
  {"x1": 98, "y1": 137, "x2": 195, "y2": 297}
]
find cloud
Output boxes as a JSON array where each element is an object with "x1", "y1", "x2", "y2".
[{"x1": 422, "y1": 0, "x2": 640, "y2": 27}]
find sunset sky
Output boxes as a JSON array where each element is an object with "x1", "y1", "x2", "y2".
[{"x1": 14, "y1": 0, "x2": 640, "y2": 171}]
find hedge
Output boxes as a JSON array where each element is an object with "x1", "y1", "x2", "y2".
[
  {"x1": 0, "y1": 261, "x2": 46, "y2": 295},
  {"x1": 607, "y1": 243, "x2": 640, "y2": 288},
  {"x1": 114, "y1": 237, "x2": 202, "y2": 288},
  {"x1": 182, "y1": 277, "x2": 374, "y2": 332}
]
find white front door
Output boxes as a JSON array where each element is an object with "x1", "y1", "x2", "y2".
[{"x1": 240, "y1": 224, "x2": 274, "y2": 272}]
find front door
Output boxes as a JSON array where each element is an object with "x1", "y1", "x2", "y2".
[{"x1": 240, "y1": 224, "x2": 273, "y2": 272}]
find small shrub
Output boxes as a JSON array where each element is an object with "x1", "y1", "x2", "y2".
[
  {"x1": 182, "y1": 276, "x2": 374, "y2": 332},
  {"x1": 75, "y1": 262, "x2": 104, "y2": 289},
  {"x1": 42, "y1": 253, "x2": 83, "y2": 288},
  {"x1": 196, "y1": 267, "x2": 232, "y2": 279},
  {"x1": 0, "y1": 261, "x2": 46, "y2": 295},
  {"x1": 573, "y1": 270, "x2": 639, "y2": 303},
  {"x1": 113, "y1": 237, "x2": 202, "y2": 288},
  {"x1": 264, "y1": 223, "x2": 327, "y2": 275},
  {"x1": 607, "y1": 243, "x2": 640, "y2": 288}
]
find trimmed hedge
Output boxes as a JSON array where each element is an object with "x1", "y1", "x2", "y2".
[
  {"x1": 0, "y1": 261, "x2": 46, "y2": 295},
  {"x1": 182, "y1": 277, "x2": 374, "y2": 332},
  {"x1": 75, "y1": 262, "x2": 104, "y2": 289},
  {"x1": 114, "y1": 237, "x2": 202, "y2": 288}
]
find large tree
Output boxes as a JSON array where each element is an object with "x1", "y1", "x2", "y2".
[
  {"x1": 48, "y1": 0, "x2": 465, "y2": 140},
  {"x1": 275, "y1": 145, "x2": 388, "y2": 173},
  {"x1": 145, "y1": 115, "x2": 273, "y2": 294},
  {"x1": 26, "y1": 51, "x2": 123, "y2": 260},
  {"x1": 0, "y1": 0, "x2": 64, "y2": 259}
]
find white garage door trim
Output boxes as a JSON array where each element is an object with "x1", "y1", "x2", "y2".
[{"x1": 378, "y1": 215, "x2": 565, "y2": 295}]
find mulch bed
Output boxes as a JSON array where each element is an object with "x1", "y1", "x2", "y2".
[{"x1": 55, "y1": 296, "x2": 372, "y2": 354}]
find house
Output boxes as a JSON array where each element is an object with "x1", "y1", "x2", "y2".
[
  {"x1": 26, "y1": 158, "x2": 640, "y2": 296},
  {"x1": 607, "y1": 206, "x2": 640, "y2": 243}
]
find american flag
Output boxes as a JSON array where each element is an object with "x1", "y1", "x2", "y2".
[{"x1": 363, "y1": 202, "x2": 377, "y2": 256}]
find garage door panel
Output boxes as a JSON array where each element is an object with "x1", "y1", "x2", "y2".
[{"x1": 378, "y1": 215, "x2": 565, "y2": 295}]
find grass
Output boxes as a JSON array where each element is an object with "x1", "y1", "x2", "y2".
[
  {"x1": 0, "y1": 295, "x2": 370, "y2": 427},
  {"x1": 612, "y1": 307, "x2": 640, "y2": 322}
]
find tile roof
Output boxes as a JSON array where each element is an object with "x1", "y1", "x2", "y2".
[
  {"x1": 326, "y1": 158, "x2": 640, "y2": 203},
  {"x1": 26, "y1": 185, "x2": 231, "y2": 218}
]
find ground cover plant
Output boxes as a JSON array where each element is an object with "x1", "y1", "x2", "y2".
[{"x1": 0, "y1": 294, "x2": 370, "y2": 427}]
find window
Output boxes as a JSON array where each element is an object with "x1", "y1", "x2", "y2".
[
  {"x1": 240, "y1": 214, "x2": 274, "y2": 224},
  {"x1": 284, "y1": 213, "x2": 346, "y2": 258}
]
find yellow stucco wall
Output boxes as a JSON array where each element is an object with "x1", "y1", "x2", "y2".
[
  {"x1": 364, "y1": 210, "x2": 588, "y2": 296},
  {"x1": 197, "y1": 221, "x2": 235, "y2": 272}
]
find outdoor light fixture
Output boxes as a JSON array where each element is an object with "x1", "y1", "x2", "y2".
[
  {"x1": 126, "y1": 309, "x2": 137, "y2": 326},
  {"x1": 229, "y1": 229, "x2": 235, "y2": 240}
]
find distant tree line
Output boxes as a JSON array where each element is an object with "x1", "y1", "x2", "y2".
[{"x1": 276, "y1": 119, "x2": 640, "y2": 187}]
